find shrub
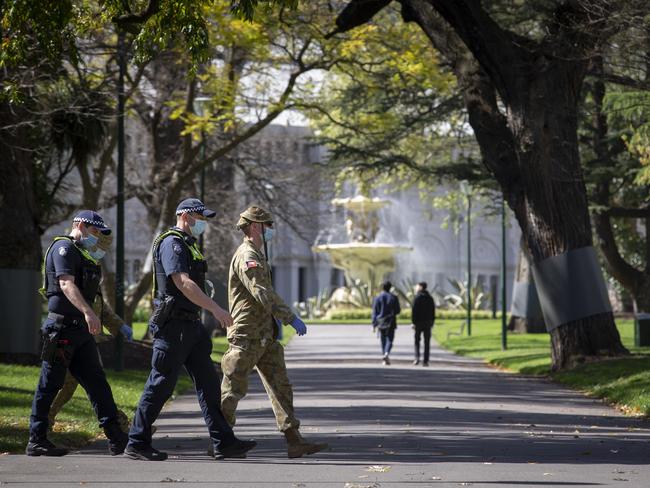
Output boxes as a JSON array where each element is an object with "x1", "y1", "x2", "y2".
[{"x1": 326, "y1": 308, "x2": 501, "y2": 321}]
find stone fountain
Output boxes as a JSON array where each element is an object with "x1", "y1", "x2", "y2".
[{"x1": 313, "y1": 187, "x2": 412, "y2": 289}]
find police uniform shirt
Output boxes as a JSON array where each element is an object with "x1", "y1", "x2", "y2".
[
  {"x1": 158, "y1": 231, "x2": 191, "y2": 277},
  {"x1": 157, "y1": 228, "x2": 200, "y2": 312},
  {"x1": 47, "y1": 239, "x2": 85, "y2": 317}
]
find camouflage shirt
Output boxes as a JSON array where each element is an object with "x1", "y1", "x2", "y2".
[{"x1": 228, "y1": 238, "x2": 296, "y2": 340}]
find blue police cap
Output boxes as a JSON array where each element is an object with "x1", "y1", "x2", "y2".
[
  {"x1": 175, "y1": 198, "x2": 216, "y2": 218},
  {"x1": 73, "y1": 210, "x2": 111, "y2": 235}
]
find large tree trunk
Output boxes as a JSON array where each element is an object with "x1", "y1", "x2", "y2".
[
  {"x1": 508, "y1": 239, "x2": 546, "y2": 333},
  {"x1": 508, "y1": 68, "x2": 626, "y2": 369},
  {"x1": 0, "y1": 102, "x2": 43, "y2": 358}
]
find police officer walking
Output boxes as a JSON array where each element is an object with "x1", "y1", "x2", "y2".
[
  {"x1": 220, "y1": 205, "x2": 328, "y2": 459},
  {"x1": 49, "y1": 230, "x2": 133, "y2": 434},
  {"x1": 125, "y1": 198, "x2": 256, "y2": 461},
  {"x1": 27, "y1": 211, "x2": 128, "y2": 457}
]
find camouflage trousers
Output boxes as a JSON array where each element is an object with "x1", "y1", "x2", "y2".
[
  {"x1": 48, "y1": 371, "x2": 130, "y2": 433},
  {"x1": 221, "y1": 337, "x2": 300, "y2": 432}
]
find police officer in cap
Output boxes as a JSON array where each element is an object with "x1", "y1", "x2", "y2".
[
  {"x1": 125, "y1": 198, "x2": 256, "y2": 461},
  {"x1": 27, "y1": 211, "x2": 128, "y2": 457}
]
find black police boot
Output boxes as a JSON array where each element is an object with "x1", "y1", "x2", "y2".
[
  {"x1": 213, "y1": 438, "x2": 257, "y2": 460},
  {"x1": 26, "y1": 438, "x2": 69, "y2": 457},
  {"x1": 124, "y1": 444, "x2": 168, "y2": 461},
  {"x1": 104, "y1": 421, "x2": 128, "y2": 456}
]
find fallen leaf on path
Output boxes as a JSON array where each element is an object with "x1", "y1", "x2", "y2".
[
  {"x1": 543, "y1": 473, "x2": 553, "y2": 476},
  {"x1": 161, "y1": 478, "x2": 187, "y2": 483},
  {"x1": 344, "y1": 483, "x2": 380, "y2": 488},
  {"x1": 432, "y1": 476, "x2": 442, "y2": 480},
  {"x1": 366, "y1": 465, "x2": 391, "y2": 472},
  {"x1": 610, "y1": 449, "x2": 619, "y2": 454},
  {"x1": 613, "y1": 478, "x2": 629, "y2": 482},
  {"x1": 358, "y1": 475, "x2": 369, "y2": 479}
]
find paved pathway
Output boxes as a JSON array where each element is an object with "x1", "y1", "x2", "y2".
[{"x1": 2, "y1": 324, "x2": 650, "y2": 487}]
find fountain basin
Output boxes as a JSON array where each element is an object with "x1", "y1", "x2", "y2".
[
  {"x1": 331, "y1": 195, "x2": 389, "y2": 214},
  {"x1": 313, "y1": 243, "x2": 412, "y2": 286}
]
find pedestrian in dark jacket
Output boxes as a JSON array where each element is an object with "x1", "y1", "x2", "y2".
[
  {"x1": 411, "y1": 282, "x2": 436, "y2": 366},
  {"x1": 372, "y1": 281, "x2": 401, "y2": 365}
]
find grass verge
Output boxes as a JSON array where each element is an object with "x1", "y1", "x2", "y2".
[
  {"x1": 0, "y1": 363, "x2": 192, "y2": 454},
  {"x1": 433, "y1": 319, "x2": 650, "y2": 416}
]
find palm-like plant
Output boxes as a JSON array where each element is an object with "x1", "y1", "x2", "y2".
[{"x1": 444, "y1": 278, "x2": 490, "y2": 311}]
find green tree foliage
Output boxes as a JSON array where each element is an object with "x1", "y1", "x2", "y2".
[{"x1": 308, "y1": 6, "x2": 473, "y2": 188}]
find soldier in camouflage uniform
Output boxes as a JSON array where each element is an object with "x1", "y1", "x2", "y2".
[
  {"x1": 48, "y1": 232, "x2": 132, "y2": 433},
  {"x1": 221, "y1": 205, "x2": 328, "y2": 459}
]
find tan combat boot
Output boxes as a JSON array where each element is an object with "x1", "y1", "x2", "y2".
[{"x1": 284, "y1": 427, "x2": 329, "y2": 459}]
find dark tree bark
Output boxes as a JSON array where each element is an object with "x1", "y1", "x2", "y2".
[
  {"x1": 333, "y1": 0, "x2": 629, "y2": 369},
  {"x1": 0, "y1": 108, "x2": 42, "y2": 271},
  {"x1": 0, "y1": 100, "x2": 44, "y2": 357},
  {"x1": 588, "y1": 56, "x2": 650, "y2": 315},
  {"x1": 508, "y1": 239, "x2": 546, "y2": 333}
]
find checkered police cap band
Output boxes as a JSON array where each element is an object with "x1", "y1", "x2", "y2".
[
  {"x1": 73, "y1": 216, "x2": 106, "y2": 227},
  {"x1": 176, "y1": 205, "x2": 205, "y2": 215}
]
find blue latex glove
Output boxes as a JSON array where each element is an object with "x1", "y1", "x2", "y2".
[
  {"x1": 120, "y1": 324, "x2": 133, "y2": 342},
  {"x1": 290, "y1": 317, "x2": 307, "y2": 336},
  {"x1": 274, "y1": 317, "x2": 284, "y2": 341}
]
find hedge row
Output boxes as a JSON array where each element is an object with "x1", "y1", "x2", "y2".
[{"x1": 327, "y1": 308, "x2": 502, "y2": 321}]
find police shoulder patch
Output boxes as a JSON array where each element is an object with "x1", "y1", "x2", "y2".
[
  {"x1": 58, "y1": 245, "x2": 68, "y2": 256},
  {"x1": 173, "y1": 242, "x2": 183, "y2": 255}
]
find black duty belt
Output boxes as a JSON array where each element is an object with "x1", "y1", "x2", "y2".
[
  {"x1": 47, "y1": 312, "x2": 85, "y2": 328},
  {"x1": 170, "y1": 309, "x2": 200, "y2": 321}
]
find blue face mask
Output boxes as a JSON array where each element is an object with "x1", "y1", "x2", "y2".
[
  {"x1": 79, "y1": 233, "x2": 98, "y2": 249},
  {"x1": 263, "y1": 226, "x2": 274, "y2": 242},
  {"x1": 89, "y1": 248, "x2": 106, "y2": 261},
  {"x1": 190, "y1": 218, "x2": 207, "y2": 238}
]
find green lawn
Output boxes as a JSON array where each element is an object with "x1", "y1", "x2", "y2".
[
  {"x1": 0, "y1": 363, "x2": 193, "y2": 454},
  {"x1": 1, "y1": 320, "x2": 297, "y2": 454},
  {"x1": 433, "y1": 318, "x2": 650, "y2": 416}
]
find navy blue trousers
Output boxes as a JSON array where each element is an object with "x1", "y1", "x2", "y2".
[
  {"x1": 29, "y1": 319, "x2": 119, "y2": 440},
  {"x1": 380, "y1": 327, "x2": 395, "y2": 355},
  {"x1": 128, "y1": 318, "x2": 235, "y2": 451}
]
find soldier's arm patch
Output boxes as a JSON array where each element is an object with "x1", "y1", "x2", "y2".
[{"x1": 246, "y1": 260, "x2": 261, "y2": 269}]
